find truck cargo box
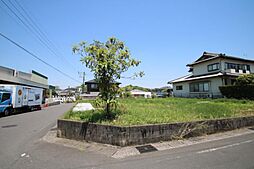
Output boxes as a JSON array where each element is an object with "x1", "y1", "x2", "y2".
[{"x1": 0, "y1": 85, "x2": 43, "y2": 114}]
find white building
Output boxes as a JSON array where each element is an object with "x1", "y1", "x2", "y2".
[
  {"x1": 169, "y1": 52, "x2": 254, "y2": 98},
  {"x1": 0, "y1": 66, "x2": 48, "y2": 89},
  {"x1": 130, "y1": 89, "x2": 152, "y2": 98}
]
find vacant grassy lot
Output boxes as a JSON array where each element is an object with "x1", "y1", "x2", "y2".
[{"x1": 63, "y1": 98, "x2": 254, "y2": 126}]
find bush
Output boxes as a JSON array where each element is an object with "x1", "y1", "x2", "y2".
[
  {"x1": 219, "y1": 85, "x2": 254, "y2": 100},
  {"x1": 235, "y1": 74, "x2": 254, "y2": 86}
]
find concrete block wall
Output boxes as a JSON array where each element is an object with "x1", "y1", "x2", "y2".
[
  {"x1": 57, "y1": 120, "x2": 88, "y2": 140},
  {"x1": 57, "y1": 116, "x2": 254, "y2": 146}
]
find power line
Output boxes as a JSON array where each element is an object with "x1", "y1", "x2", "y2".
[
  {"x1": 0, "y1": 2, "x2": 19, "y2": 25},
  {"x1": 0, "y1": 32, "x2": 81, "y2": 83},
  {"x1": 2, "y1": 0, "x2": 64, "y2": 63},
  {"x1": 0, "y1": 0, "x2": 52, "y2": 53},
  {"x1": 12, "y1": 0, "x2": 76, "y2": 69},
  {"x1": 1, "y1": 0, "x2": 78, "y2": 71},
  {"x1": 12, "y1": 0, "x2": 56, "y2": 49}
]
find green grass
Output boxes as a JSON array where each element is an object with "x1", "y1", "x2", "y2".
[{"x1": 63, "y1": 98, "x2": 254, "y2": 126}]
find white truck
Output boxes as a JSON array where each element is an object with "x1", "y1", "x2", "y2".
[{"x1": 0, "y1": 85, "x2": 43, "y2": 116}]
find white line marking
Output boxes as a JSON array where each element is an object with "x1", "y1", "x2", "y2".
[{"x1": 196, "y1": 139, "x2": 254, "y2": 154}]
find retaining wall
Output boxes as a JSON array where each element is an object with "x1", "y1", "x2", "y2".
[{"x1": 57, "y1": 116, "x2": 254, "y2": 146}]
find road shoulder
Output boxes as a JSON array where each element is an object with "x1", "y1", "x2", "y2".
[{"x1": 42, "y1": 126, "x2": 254, "y2": 159}]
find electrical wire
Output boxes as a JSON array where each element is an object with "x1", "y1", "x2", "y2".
[
  {"x1": 0, "y1": 32, "x2": 81, "y2": 83},
  {"x1": 1, "y1": 0, "x2": 79, "y2": 71},
  {"x1": 13, "y1": 0, "x2": 78, "y2": 70}
]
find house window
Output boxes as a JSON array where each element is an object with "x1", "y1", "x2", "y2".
[
  {"x1": 176, "y1": 85, "x2": 183, "y2": 90},
  {"x1": 91, "y1": 84, "x2": 98, "y2": 89},
  {"x1": 225, "y1": 63, "x2": 237, "y2": 69},
  {"x1": 208, "y1": 63, "x2": 219, "y2": 72},
  {"x1": 190, "y1": 82, "x2": 209, "y2": 92},
  {"x1": 246, "y1": 65, "x2": 250, "y2": 71},
  {"x1": 225, "y1": 63, "x2": 250, "y2": 72},
  {"x1": 243, "y1": 65, "x2": 251, "y2": 71},
  {"x1": 204, "y1": 83, "x2": 209, "y2": 91}
]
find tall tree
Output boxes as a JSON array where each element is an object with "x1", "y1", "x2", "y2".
[{"x1": 73, "y1": 37, "x2": 143, "y2": 117}]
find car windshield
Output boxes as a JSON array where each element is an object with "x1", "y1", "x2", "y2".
[{"x1": 0, "y1": 93, "x2": 2, "y2": 102}]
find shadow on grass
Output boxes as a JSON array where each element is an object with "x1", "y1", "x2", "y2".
[
  {"x1": 77, "y1": 109, "x2": 122, "y2": 123},
  {"x1": 89, "y1": 111, "x2": 120, "y2": 123}
]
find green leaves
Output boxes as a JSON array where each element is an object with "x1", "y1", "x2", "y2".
[
  {"x1": 235, "y1": 74, "x2": 254, "y2": 86},
  {"x1": 72, "y1": 37, "x2": 144, "y2": 116}
]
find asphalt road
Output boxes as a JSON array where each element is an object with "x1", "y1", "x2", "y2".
[
  {"x1": 0, "y1": 103, "x2": 74, "y2": 169},
  {"x1": 0, "y1": 104, "x2": 254, "y2": 169},
  {"x1": 106, "y1": 132, "x2": 254, "y2": 169}
]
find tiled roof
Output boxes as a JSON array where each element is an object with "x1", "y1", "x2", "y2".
[
  {"x1": 169, "y1": 72, "x2": 241, "y2": 84},
  {"x1": 169, "y1": 72, "x2": 223, "y2": 83},
  {"x1": 187, "y1": 51, "x2": 254, "y2": 66}
]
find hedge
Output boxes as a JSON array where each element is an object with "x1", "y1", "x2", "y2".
[{"x1": 219, "y1": 85, "x2": 254, "y2": 100}]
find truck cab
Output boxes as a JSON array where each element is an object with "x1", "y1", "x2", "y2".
[{"x1": 0, "y1": 90, "x2": 12, "y2": 116}]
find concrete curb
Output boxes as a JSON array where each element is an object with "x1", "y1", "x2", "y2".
[
  {"x1": 57, "y1": 116, "x2": 254, "y2": 146},
  {"x1": 44, "y1": 127, "x2": 254, "y2": 159}
]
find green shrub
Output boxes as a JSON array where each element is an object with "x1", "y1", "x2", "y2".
[
  {"x1": 219, "y1": 85, "x2": 254, "y2": 100},
  {"x1": 236, "y1": 74, "x2": 254, "y2": 86}
]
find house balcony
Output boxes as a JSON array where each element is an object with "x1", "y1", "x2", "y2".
[{"x1": 224, "y1": 69, "x2": 250, "y2": 74}]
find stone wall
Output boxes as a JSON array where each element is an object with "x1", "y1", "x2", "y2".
[{"x1": 57, "y1": 116, "x2": 254, "y2": 146}]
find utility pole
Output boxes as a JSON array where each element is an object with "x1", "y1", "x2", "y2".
[
  {"x1": 78, "y1": 71, "x2": 85, "y2": 94},
  {"x1": 82, "y1": 72, "x2": 85, "y2": 94},
  {"x1": 68, "y1": 85, "x2": 70, "y2": 101}
]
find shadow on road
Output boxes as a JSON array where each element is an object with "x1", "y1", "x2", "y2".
[{"x1": 0, "y1": 108, "x2": 44, "y2": 118}]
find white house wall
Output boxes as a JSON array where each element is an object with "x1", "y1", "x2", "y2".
[
  {"x1": 192, "y1": 58, "x2": 254, "y2": 76},
  {"x1": 209, "y1": 77, "x2": 223, "y2": 96},
  {"x1": 173, "y1": 82, "x2": 190, "y2": 97},
  {"x1": 193, "y1": 58, "x2": 221, "y2": 76},
  {"x1": 173, "y1": 77, "x2": 223, "y2": 98},
  {"x1": 251, "y1": 63, "x2": 254, "y2": 73}
]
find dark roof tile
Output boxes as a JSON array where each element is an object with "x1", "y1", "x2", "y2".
[{"x1": 187, "y1": 51, "x2": 254, "y2": 66}]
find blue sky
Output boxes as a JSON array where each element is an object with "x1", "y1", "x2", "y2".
[{"x1": 1, "y1": 0, "x2": 254, "y2": 89}]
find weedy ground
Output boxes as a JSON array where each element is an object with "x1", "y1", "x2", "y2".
[{"x1": 63, "y1": 97, "x2": 254, "y2": 126}]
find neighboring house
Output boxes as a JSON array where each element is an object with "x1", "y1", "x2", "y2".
[
  {"x1": 130, "y1": 89, "x2": 152, "y2": 98},
  {"x1": 85, "y1": 79, "x2": 100, "y2": 93},
  {"x1": 154, "y1": 86, "x2": 173, "y2": 97},
  {"x1": 169, "y1": 52, "x2": 254, "y2": 98},
  {"x1": 56, "y1": 87, "x2": 80, "y2": 102},
  {"x1": 80, "y1": 79, "x2": 121, "y2": 99},
  {"x1": 58, "y1": 87, "x2": 76, "y2": 97}
]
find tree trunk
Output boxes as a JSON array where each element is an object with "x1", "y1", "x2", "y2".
[{"x1": 106, "y1": 102, "x2": 110, "y2": 118}]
